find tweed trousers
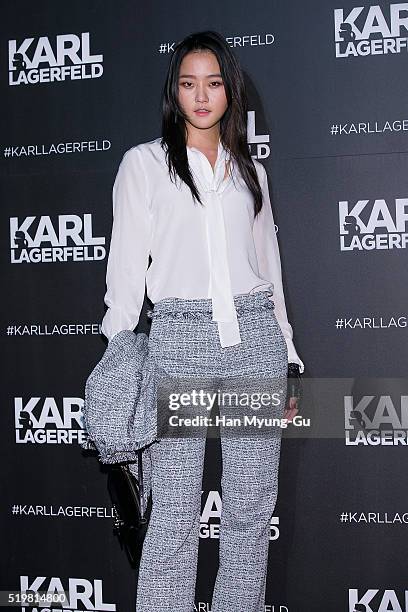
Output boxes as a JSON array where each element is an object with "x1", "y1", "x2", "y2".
[{"x1": 135, "y1": 289, "x2": 288, "y2": 612}]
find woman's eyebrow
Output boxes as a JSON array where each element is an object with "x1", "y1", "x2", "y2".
[{"x1": 178, "y1": 73, "x2": 222, "y2": 78}]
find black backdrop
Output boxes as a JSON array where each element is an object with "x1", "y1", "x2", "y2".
[{"x1": 2, "y1": 2, "x2": 408, "y2": 611}]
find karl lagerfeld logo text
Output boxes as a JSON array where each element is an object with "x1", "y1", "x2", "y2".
[
  {"x1": 19, "y1": 575, "x2": 115, "y2": 611},
  {"x1": 349, "y1": 587, "x2": 408, "y2": 611},
  {"x1": 334, "y1": 4, "x2": 408, "y2": 58},
  {"x1": 199, "y1": 490, "x2": 280, "y2": 541},
  {"x1": 345, "y1": 395, "x2": 408, "y2": 445},
  {"x1": 10, "y1": 214, "x2": 105, "y2": 263},
  {"x1": 8, "y1": 32, "x2": 103, "y2": 86},
  {"x1": 15, "y1": 397, "x2": 87, "y2": 445},
  {"x1": 247, "y1": 110, "x2": 271, "y2": 160},
  {"x1": 338, "y1": 198, "x2": 408, "y2": 251}
]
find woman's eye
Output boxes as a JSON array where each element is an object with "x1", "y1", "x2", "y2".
[{"x1": 180, "y1": 81, "x2": 223, "y2": 88}]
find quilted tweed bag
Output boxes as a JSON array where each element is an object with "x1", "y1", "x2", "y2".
[{"x1": 80, "y1": 329, "x2": 158, "y2": 464}]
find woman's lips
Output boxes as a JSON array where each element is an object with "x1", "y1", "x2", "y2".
[{"x1": 194, "y1": 110, "x2": 211, "y2": 116}]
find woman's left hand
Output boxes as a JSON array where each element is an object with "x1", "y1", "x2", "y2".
[
  {"x1": 284, "y1": 363, "x2": 302, "y2": 422},
  {"x1": 284, "y1": 396, "x2": 299, "y2": 422}
]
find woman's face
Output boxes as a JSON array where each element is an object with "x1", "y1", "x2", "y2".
[{"x1": 177, "y1": 50, "x2": 228, "y2": 133}]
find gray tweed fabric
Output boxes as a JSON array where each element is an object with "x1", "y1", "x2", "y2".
[
  {"x1": 135, "y1": 289, "x2": 288, "y2": 612},
  {"x1": 80, "y1": 330, "x2": 159, "y2": 464}
]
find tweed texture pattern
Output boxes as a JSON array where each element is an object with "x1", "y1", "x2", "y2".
[
  {"x1": 135, "y1": 289, "x2": 288, "y2": 612},
  {"x1": 80, "y1": 330, "x2": 159, "y2": 464}
]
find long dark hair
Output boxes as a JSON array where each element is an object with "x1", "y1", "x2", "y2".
[{"x1": 160, "y1": 30, "x2": 264, "y2": 217}]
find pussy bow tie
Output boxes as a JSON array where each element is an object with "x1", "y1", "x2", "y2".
[{"x1": 187, "y1": 141, "x2": 241, "y2": 348}]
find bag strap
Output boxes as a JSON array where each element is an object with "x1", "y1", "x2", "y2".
[{"x1": 138, "y1": 448, "x2": 145, "y2": 516}]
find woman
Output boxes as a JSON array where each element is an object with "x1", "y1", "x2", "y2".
[{"x1": 101, "y1": 30, "x2": 304, "y2": 612}]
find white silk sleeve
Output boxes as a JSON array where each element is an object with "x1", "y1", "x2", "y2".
[
  {"x1": 100, "y1": 147, "x2": 152, "y2": 342},
  {"x1": 252, "y1": 163, "x2": 305, "y2": 373}
]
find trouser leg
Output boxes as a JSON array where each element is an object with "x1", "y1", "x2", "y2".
[
  {"x1": 135, "y1": 435, "x2": 207, "y2": 612},
  {"x1": 211, "y1": 428, "x2": 283, "y2": 612}
]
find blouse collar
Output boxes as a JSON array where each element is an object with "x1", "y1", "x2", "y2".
[{"x1": 186, "y1": 138, "x2": 232, "y2": 194}]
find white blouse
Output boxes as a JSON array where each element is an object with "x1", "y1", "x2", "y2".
[{"x1": 101, "y1": 137, "x2": 305, "y2": 373}]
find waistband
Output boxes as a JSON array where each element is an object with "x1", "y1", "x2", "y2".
[{"x1": 147, "y1": 289, "x2": 274, "y2": 320}]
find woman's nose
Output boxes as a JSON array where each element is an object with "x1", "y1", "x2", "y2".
[{"x1": 195, "y1": 87, "x2": 208, "y2": 102}]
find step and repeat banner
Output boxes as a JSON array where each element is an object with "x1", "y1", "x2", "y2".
[{"x1": 2, "y1": 1, "x2": 408, "y2": 611}]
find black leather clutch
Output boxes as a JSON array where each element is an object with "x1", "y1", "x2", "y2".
[{"x1": 107, "y1": 449, "x2": 152, "y2": 567}]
